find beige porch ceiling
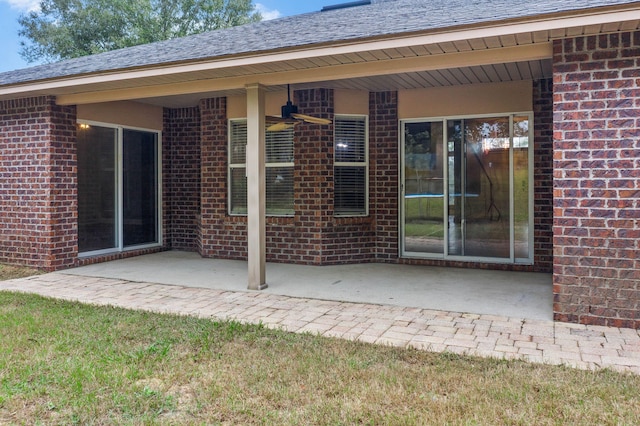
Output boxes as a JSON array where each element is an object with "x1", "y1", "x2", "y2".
[{"x1": 136, "y1": 57, "x2": 553, "y2": 108}]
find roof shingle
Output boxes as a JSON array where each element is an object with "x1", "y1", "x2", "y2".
[{"x1": 1, "y1": 0, "x2": 638, "y2": 86}]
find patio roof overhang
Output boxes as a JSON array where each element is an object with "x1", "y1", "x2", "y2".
[{"x1": 0, "y1": 4, "x2": 639, "y2": 107}]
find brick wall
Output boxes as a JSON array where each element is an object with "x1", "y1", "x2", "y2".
[
  {"x1": 198, "y1": 97, "x2": 237, "y2": 257},
  {"x1": 292, "y1": 88, "x2": 334, "y2": 264},
  {"x1": 0, "y1": 96, "x2": 78, "y2": 271},
  {"x1": 296, "y1": 89, "x2": 376, "y2": 264},
  {"x1": 187, "y1": 86, "x2": 554, "y2": 271},
  {"x1": 553, "y1": 31, "x2": 640, "y2": 328},
  {"x1": 369, "y1": 91, "x2": 399, "y2": 261},
  {"x1": 533, "y1": 79, "x2": 554, "y2": 272},
  {"x1": 163, "y1": 107, "x2": 201, "y2": 251},
  {"x1": 194, "y1": 90, "x2": 377, "y2": 264}
]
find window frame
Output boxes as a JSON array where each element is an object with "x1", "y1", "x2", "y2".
[
  {"x1": 227, "y1": 118, "x2": 295, "y2": 217},
  {"x1": 399, "y1": 111, "x2": 534, "y2": 265},
  {"x1": 333, "y1": 114, "x2": 369, "y2": 217}
]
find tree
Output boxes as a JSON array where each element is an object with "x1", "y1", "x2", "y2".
[{"x1": 18, "y1": 0, "x2": 262, "y2": 63}]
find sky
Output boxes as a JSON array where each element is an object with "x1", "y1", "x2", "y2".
[{"x1": 0, "y1": 0, "x2": 330, "y2": 73}]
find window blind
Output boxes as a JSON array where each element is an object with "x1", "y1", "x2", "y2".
[
  {"x1": 228, "y1": 119, "x2": 294, "y2": 216},
  {"x1": 334, "y1": 115, "x2": 368, "y2": 216}
]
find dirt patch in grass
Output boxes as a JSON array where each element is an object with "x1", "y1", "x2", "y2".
[
  {"x1": 0, "y1": 264, "x2": 41, "y2": 281},
  {"x1": 0, "y1": 292, "x2": 639, "y2": 424}
]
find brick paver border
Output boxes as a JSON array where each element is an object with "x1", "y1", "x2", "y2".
[{"x1": 3, "y1": 273, "x2": 639, "y2": 374}]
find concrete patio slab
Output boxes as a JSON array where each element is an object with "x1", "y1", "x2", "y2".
[{"x1": 65, "y1": 251, "x2": 553, "y2": 320}]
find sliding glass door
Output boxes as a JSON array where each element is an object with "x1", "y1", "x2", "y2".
[
  {"x1": 77, "y1": 123, "x2": 160, "y2": 255},
  {"x1": 401, "y1": 114, "x2": 533, "y2": 264}
]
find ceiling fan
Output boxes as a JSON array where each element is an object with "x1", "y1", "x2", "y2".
[{"x1": 266, "y1": 84, "x2": 332, "y2": 132}]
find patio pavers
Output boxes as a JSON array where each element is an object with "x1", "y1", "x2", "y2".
[{"x1": 2, "y1": 272, "x2": 639, "y2": 374}]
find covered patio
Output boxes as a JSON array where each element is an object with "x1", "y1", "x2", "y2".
[
  {"x1": 2, "y1": 0, "x2": 638, "y2": 328},
  {"x1": 65, "y1": 251, "x2": 552, "y2": 320}
]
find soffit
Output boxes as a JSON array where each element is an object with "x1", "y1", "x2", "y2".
[{"x1": 138, "y1": 58, "x2": 553, "y2": 108}]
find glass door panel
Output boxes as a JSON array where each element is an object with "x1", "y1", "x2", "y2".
[
  {"x1": 513, "y1": 115, "x2": 530, "y2": 260},
  {"x1": 461, "y1": 118, "x2": 510, "y2": 259},
  {"x1": 123, "y1": 129, "x2": 159, "y2": 247},
  {"x1": 77, "y1": 125, "x2": 117, "y2": 253},
  {"x1": 446, "y1": 120, "x2": 463, "y2": 256},
  {"x1": 403, "y1": 121, "x2": 445, "y2": 254}
]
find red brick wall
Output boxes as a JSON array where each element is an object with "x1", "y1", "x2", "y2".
[
  {"x1": 163, "y1": 107, "x2": 201, "y2": 251},
  {"x1": 553, "y1": 31, "x2": 640, "y2": 328},
  {"x1": 0, "y1": 96, "x2": 78, "y2": 271},
  {"x1": 195, "y1": 90, "x2": 377, "y2": 264},
  {"x1": 369, "y1": 91, "x2": 399, "y2": 261},
  {"x1": 292, "y1": 88, "x2": 334, "y2": 264},
  {"x1": 194, "y1": 97, "x2": 310, "y2": 262},
  {"x1": 198, "y1": 97, "x2": 237, "y2": 257},
  {"x1": 295, "y1": 88, "x2": 377, "y2": 264},
  {"x1": 533, "y1": 78, "x2": 554, "y2": 272}
]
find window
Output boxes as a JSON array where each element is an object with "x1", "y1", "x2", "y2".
[
  {"x1": 334, "y1": 115, "x2": 368, "y2": 216},
  {"x1": 77, "y1": 122, "x2": 161, "y2": 255},
  {"x1": 228, "y1": 119, "x2": 294, "y2": 215}
]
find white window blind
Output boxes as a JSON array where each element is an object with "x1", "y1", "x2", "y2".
[
  {"x1": 228, "y1": 119, "x2": 294, "y2": 216},
  {"x1": 334, "y1": 115, "x2": 368, "y2": 216}
]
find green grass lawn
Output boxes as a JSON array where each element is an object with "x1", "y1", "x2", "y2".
[{"x1": 1, "y1": 289, "x2": 639, "y2": 425}]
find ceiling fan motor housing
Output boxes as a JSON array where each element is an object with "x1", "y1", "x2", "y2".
[{"x1": 282, "y1": 101, "x2": 298, "y2": 118}]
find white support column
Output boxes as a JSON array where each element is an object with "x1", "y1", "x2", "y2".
[{"x1": 246, "y1": 83, "x2": 267, "y2": 290}]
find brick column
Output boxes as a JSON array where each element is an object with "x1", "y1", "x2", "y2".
[
  {"x1": 553, "y1": 32, "x2": 640, "y2": 328},
  {"x1": 0, "y1": 96, "x2": 77, "y2": 271},
  {"x1": 369, "y1": 91, "x2": 399, "y2": 261},
  {"x1": 533, "y1": 79, "x2": 554, "y2": 272},
  {"x1": 294, "y1": 88, "x2": 334, "y2": 264}
]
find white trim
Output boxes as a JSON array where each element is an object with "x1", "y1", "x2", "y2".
[
  {"x1": 516, "y1": 112, "x2": 536, "y2": 265},
  {"x1": 509, "y1": 116, "x2": 515, "y2": 262}
]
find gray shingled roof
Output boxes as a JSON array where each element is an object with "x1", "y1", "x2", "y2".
[{"x1": 1, "y1": 0, "x2": 638, "y2": 86}]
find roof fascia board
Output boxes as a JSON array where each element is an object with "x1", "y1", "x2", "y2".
[
  {"x1": 0, "y1": 7, "x2": 637, "y2": 99},
  {"x1": 55, "y1": 43, "x2": 552, "y2": 105}
]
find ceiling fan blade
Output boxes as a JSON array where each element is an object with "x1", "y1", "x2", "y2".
[
  {"x1": 291, "y1": 113, "x2": 332, "y2": 125},
  {"x1": 266, "y1": 121, "x2": 297, "y2": 132}
]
